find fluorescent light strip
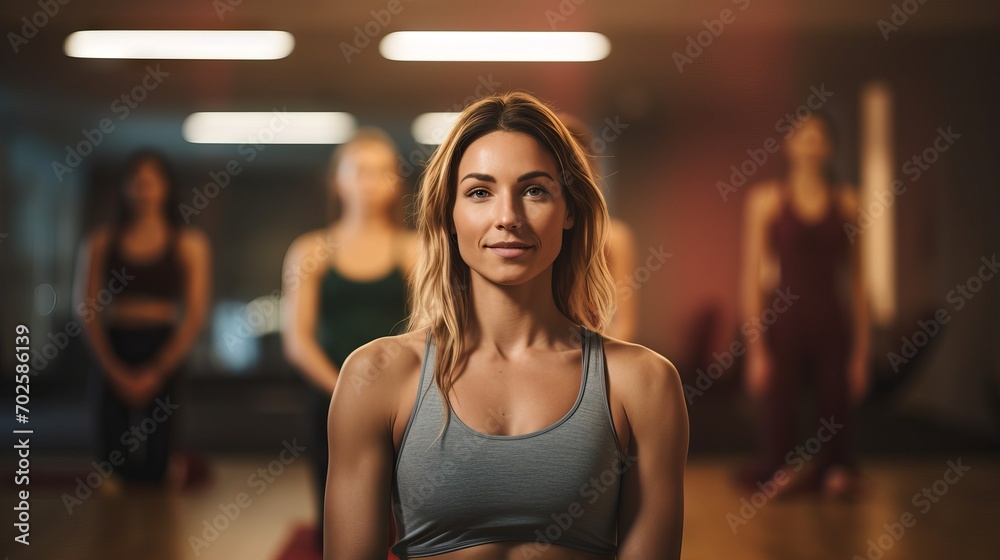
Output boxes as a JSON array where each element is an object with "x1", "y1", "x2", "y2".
[
  {"x1": 380, "y1": 31, "x2": 610, "y2": 62},
  {"x1": 64, "y1": 30, "x2": 294, "y2": 60},
  {"x1": 412, "y1": 112, "x2": 461, "y2": 145},
  {"x1": 182, "y1": 112, "x2": 357, "y2": 144}
]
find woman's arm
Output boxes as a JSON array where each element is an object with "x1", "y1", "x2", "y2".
[
  {"x1": 281, "y1": 232, "x2": 340, "y2": 395},
  {"x1": 325, "y1": 340, "x2": 396, "y2": 559},
  {"x1": 74, "y1": 228, "x2": 127, "y2": 376},
  {"x1": 146, "y1": 228, "x2": 212, "y2": 379},
  {"x1": 74, "y1": 228, "x2": 145, "y2": 405},
  {"x1": 740, "y1": 183, "x2": 778, "y2": 398},
  {"x1": 840, "y1": 188, "x2": 870, "y2": 402},
  {"x1": 616, "y1": 348, "x2": 689, "y2": 560}
]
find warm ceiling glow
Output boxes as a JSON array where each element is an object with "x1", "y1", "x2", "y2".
[
  {"x1": 411, "y1": 112, "x2": 461, "y2": 144},
  {"x1": 379, "y1": 31, "x2": 611, "y2": 62},
  {"x1": 182, "y1": 112, "x2": 356, "y2": 144},
  {"x1": 64, "y1": 30, "x2": 295, "y2": 60}
]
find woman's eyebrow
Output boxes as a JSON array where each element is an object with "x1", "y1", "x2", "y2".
[
  {"x1": 460, "y1": 172, "x2": 495, "y2": 183},
  {"x1": 517, "y1": 170, "x2": 555, "y2": 183},
  {"x1": 459, "y1": 170, "x2": 555, "y2": 183}
]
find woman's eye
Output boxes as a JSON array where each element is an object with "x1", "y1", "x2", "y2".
[
  {"x1": 525, "y1": 186, "x2": 546, "y2": 197},
  {"x1": 467, "y1": 188, "x2": 490, "y2": 199}
]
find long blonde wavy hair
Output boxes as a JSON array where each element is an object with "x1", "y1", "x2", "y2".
[{"x1": 406, "y1": 91, "x2": 617, "y2": 428}]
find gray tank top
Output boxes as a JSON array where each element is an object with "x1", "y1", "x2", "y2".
[{"x1": 391, "y1": 326, "x2": 624, "y2": 558}]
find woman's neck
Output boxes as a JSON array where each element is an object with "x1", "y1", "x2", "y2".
[
  {"x1": 334, "y1": 209, "x2": 397, "y2": 236},
  {"x1": 787, "y1": 163, "x2": 828, "y2": 197},
  {"x1": 463, "y1": 269, "x2": 577, "y2": 355},
  {"x1": 127, "y1": 211, "x2": 169, "y2": 231}
]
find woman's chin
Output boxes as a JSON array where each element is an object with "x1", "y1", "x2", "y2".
[{"x1": 471, "y1": 268, "x2": 543, "y2": 288}]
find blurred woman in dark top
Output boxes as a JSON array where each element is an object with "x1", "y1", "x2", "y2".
[
  {"x1": 281, "y1": 127, "x2": 417, "y2": 552},
  {"x1": 75, "y1": 150, "x2": 211, "y2": 485},
  {"x1": 740, "y1": 113, "x2": 870, "y2": 497}
]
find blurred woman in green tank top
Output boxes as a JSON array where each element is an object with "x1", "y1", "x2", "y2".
[{"x1": 280, "y1": 127, "x2": 417, "y2": 553}]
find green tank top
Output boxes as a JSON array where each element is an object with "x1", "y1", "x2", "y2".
[{"x1": 315, "y1": 239, "x2": 409, "y2": 368}]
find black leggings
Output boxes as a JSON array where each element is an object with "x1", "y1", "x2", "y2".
[
  {"x1": 308, "y1": 382, "x2": 398, "y2": 553},
  {"x1": 308, "y1": 385, "x2": 331, "y2": 547},
  {"x1": 93, "y1": 325, "x2": 179, "y2": 482}
]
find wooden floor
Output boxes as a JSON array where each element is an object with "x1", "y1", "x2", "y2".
[{"x1": 5, "y1": 455, "x2": 998, "y2": 559}]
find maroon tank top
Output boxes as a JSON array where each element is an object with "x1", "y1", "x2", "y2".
[
  {"x1": 767, "y1": 183, "x2": 851, "y2": 321},
  {"x1": 105, "y1": 227, "x2": 185, "y2": 300}
]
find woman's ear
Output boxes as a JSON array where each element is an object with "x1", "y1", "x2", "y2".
[{"x1": 564, "y1": 207, "x2": 575, "y2": 230}]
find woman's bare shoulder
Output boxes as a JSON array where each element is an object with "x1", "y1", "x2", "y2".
[
  {"x1": 286, "y1": 227, "x2": 333, "y2": 256},
  {"x1": 338, "y1": 329, "x2": 429, "y2": 394},
  {"x1": 176, "y1": 227, "x2": 210, "y2": 260},
  {"x1": 282, "y1": 229, "x2": 339, "y2": 280},
  {"x1": 836, "y1": 183, "x2": 860, "y2": 220},
  {"x1": 601, "y1": 335, "x2": 688, "y2": 435},
  {"x1": 177, "y1": 225, "x2": 208, "y2": 243},
  {"x1": 745, "y1": 179, "x2": 783, "y2": 213},
  {"x1": 601, "y1": 335, "x2": 680, "y2": 391}
]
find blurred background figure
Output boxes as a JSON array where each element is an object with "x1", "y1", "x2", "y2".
[
  {"x1": 73, "y1": 150, "x2": 212, "y2": 486},
  {"x1": 559, "y1": 112, "x2": 639, "y2": 341},
  {"x1": 280, "y1": 127, "x2": 416, "y2": 553},
  {"x1": 739, "y1": 113, "x2": 869, "y2": 497}
]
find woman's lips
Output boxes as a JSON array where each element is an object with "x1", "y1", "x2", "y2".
[{"x1": 487, "y1": 245, "x2": 533, "y2": 258}]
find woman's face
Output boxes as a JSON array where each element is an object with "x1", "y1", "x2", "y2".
[
  {"x1": 125, "y1": 159, "x2": 169, "y2": 215},
  {"x1": 784, "y1": 116, "x2": 833, "y2": 166},
  {"x1": 452, "y1": 131, "x2": 574, "y2": 287},
  {"x1": 332, "y1": 140, "x2": 400, "y2": 214}
]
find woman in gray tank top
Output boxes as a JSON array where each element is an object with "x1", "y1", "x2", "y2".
[{"x1": 323, "y1": 91, "x2": 689, "y2": 560}]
